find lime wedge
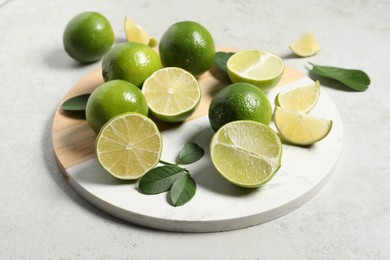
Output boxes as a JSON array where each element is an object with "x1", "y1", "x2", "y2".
[
  {"x1": 96, "y1": 112, "x2": 162, "y2": 180},
  {"x1": 274, "y1": 106, "x2": 332, "y2": 146},
  {"x1": 275, "y1": 80, "x2": 320, "y2": 113},
  {"x1": 227, "y1": 49, "x2": 284, "y2": 91},
  {"x1": 142, "y1": 67, "x2": 201, "y2": 122},
  {"x1": 289, "y1": 31, "x2": 320, "y2": 57},
  {"x1": 124, "y1": 16, "x2": 157, "y2": 47},
  {"x1": 210, "y1": 120, "x2": 282, "y2": 188}
]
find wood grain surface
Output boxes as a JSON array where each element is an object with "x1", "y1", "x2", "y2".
[{"x1": 52, "y1": 48, "x2": 304, "y2": 170}]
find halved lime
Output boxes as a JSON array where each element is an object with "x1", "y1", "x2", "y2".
[
  {"x1": 96, "y1": 112, "x2": 162, "y2": 180},
  {"x1": 227, "y1": 49, "x2": 284, "y2": 91},
  {"x1": 274, "y1": 106, "x2": 332, "y2": 146},
  {"x1": 142, "y1": 67, "x2": 201, "y2": 122},
  {"x1": 210, "y1": 120, "x2": 282, "y2": 188},
  {"x1": 124, "y1": 16, "x2": 157, "y2": 47},
  {"x1": 289, "y1": 31, "x2": 320, "y2": 57},
  {"x1": 275, "y1": 80, "x2": 320, "y2": 113}
]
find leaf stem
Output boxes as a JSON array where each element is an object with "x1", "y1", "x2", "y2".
[{"x1": 159, "y1": 160, "x2": 177, "y2": 166}]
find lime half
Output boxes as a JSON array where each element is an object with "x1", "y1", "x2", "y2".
[
  {"x1": 96, "y1": 113, "x2": 162, "y2": 180},
  {"x1": 210, "y1": 120, "x2": 282, "y2": 188},
  {"x1": 274, "y1": 106, "x2": 332, "y2": 146},
  {"x1": 275, "y1": 80, "x2": 320, "y2": 113},
  {"x1": 142, "y1": 67, "x2": 201, "y2": 122},
  {"x1": 227, "y1": 49, "x2": 284, "y2": 91}
]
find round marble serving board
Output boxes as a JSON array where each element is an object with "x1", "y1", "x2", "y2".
[{"x1": 52, "y1": 47, "x2": 343, "y2": 232}]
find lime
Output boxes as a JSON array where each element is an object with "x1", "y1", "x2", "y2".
[
  {"x1": 274, "y1": 106, "x2": 332, "y2": 146},
  {"x1": 159, "y1": 21, "x2": 215, "y2": 76},
  {"x1": 85, "y1": 80, "x2": 148, "y2": 134},
  {"x1": 210, "y1": 120, "x2": 282, "y2": 188},
  {"x1": 227, "y1": 49, "x2": 284, "y2": 91},
  {"x1": 289, "y1": 31, "x2": 320, "y2": 57},
  {"x1": 275, "y1": 80, "x2": 320, "y2": 113},
  {"x1": 96, "y1": 112, "x2": 162, "y2": 180},
  {"x1": 102, "y1": 42, "x2": 162, "y2": 88},
  {"x1": 63, "y1": 11, "x2": 114, "y2": 63},
  {"x1": 124, "y1": 16, "x2": 157, "y2": 47},
  {"x1": 208, "y1": 83, "x2": 272, "y2": 131},
  {"x1": 142, "y1": 67, "x2": 201, "y2": 122}
]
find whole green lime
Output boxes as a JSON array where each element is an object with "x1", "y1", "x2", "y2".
[
  {"x1": 63, "y1": 11, "x2": 114, "y2": 63},
  {"x1": 102, "y1": 42, "x2": 162, "y2": 88},
  {"x1": 86, "y1": 80, "x2": 148, "y2": 134},
  {"x1": 159, "y1": 21, "x2": 215, "y2": 76},
  {"x1": 208, "y1": 83, "x2": 272, "y2": 131}
]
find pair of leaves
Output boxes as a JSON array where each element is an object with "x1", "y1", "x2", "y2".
[
  {"x1": 139, "y1": 142, "x2": 204, "y2": 207},
  {"x1": 139, "y1": 166, "x2": 196, "y2": 207}
]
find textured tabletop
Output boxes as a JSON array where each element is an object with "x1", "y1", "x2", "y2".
[{"x1": 1, "y1": 0, "x2": 389, "y2": 259}]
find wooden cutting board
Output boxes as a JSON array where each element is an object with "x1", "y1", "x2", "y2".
[{"x1": 52, "y1": 47, "x2": 304, "y2": 171}]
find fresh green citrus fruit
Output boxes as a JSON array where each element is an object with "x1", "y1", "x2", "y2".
[
  {"x1": 159, "y1": 21, "x2": 215, "y2": 76},
  {"x1": 124, "y1": 16, "x2": 157, "y2": 47},
  {"x1": 275, "y1": 80, "x2": 320, "y2": 113},
  {"x1": 85, "y1": 80, "x2": 148, "y2": 134},
  {"x1": 142, "y1": 67, "x2": 201, "y2": 122},
  {"x1": 210, "y1": 120, "x2": 282, "y2": 188},
  {"x1": 96, "y1": 112, "x2": 162, "y2": 180},
  {"x1": 208, "y1": 83, "x2": 272, "y2": 131},
  {"x1": 289, "y1": 31, "x2": 320, "y2": 57},
  {"x1": 63, "y1": 11, "x2": 114, "y2": 63},
  {"x1": 227, "y1": 49, "x2": 284, "y2": 91},
  {"x1": 102, "y1": 42, "x2": 162, "y2": 88},
  {"x1": 274, "y1": 106, "x2": 332, "y2": 146}
]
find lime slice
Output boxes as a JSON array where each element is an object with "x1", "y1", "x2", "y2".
[
  {"x1": 96, "y1": 112, "x2": 162, "y2": 180},
  {"x1": 227, "y1": 49, "x2": 284, "y2": 91},
  {"x1": 124, "y1": 16, "x2": 157, "y2": 47},
  {"x1": 274, "y1": 106, "x2": 332, "y2": 146},
  {"x1": 210, "y1": 120, "x2": 282, "y2": 188},
  {"x1": 289, "y1": 31, "x2": 320, "y2": 57},
  {"x1": 275, "y1": 80, "x2": 320, "y2": 113},
  {"x1": 142, "y1": 67, "x2": 201, "y2": 122}
]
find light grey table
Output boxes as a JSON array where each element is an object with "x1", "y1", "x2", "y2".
[{"x1": 1, "y1": 0, "x2": 389, "y2": 259}]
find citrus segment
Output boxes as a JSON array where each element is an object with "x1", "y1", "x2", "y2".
[
  {"x1": 274, "y1": 106, "x2": 332, "y2": 146},
  {"x1": 124, "y1": 16, "x2": 157, "y2": 47},
  {"x1": 142, "y1": 67, "x2": 201, "y2": 122},
  {"x1": 227, "y1": 49, "x2": 284, "y2": 91},
  {"x1": 210, "y1": 120, "x2": 282, "y2": 188},
  {"x1": 289, "y1": 31, "x2": 320, "y2": 57},
  {"x1": 96, "y1": 113, "x2": 162, "y2": 180},
  {"x1": 275, "y1": 80, "x2": 320, "y2": 113}
]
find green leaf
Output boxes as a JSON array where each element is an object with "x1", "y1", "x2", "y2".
[
  {"x1": 177, "y1": 142, "x2": 205, "y2": 165},
  {"x1": 139, "y1": 165, "x2": 184, "y2": 194},
  {"x1": 310, "y1": 63, "x2": 370, "y2": 91},
  {"x1": 215, "y1": 51, "x2": 236, "y2": 73},
  {"x1": 169, "y1": 174, "x2": 196, "y2": 207},
  {"x1": 60, "y1": 94, "x2": 90, "y2": 111}
]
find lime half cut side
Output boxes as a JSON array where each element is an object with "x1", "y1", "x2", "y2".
[
  {"x1": 124, "y1": 16, "x2": 157, "y2": 47},
  {"x1": 274, "y1": 106, "x2": 332, "y2": 146},
  {"x1": 210, "y1": 120, "x2": 282, "y2": 188},
  {"x1": 275, "y1": 80, "x2": 320, "y2": 113},
  {"x1": 142, "y1": 67, "x2": 201, "y2": 122},
  {"x1": 227, "y1": 49, "x2": 284, "y2": 91},
  {"x1": 96, "y1": 112, "x2": 162, "y2": 180}
]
